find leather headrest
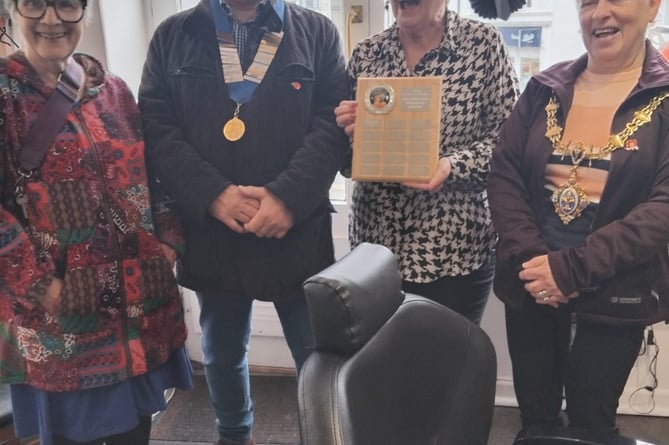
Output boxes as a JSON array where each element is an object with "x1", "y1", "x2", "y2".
[{"x1": 302, "y1": 243, "x2": 404, "y2": 355}]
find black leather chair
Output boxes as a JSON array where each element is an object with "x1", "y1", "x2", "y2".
[{"x1": 297, "y1": 243, "x2": 497, "y2": 445}]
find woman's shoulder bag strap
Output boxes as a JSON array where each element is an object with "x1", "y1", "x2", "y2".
[{"x1": 18, "y1": 58, "x2": 83, "y2": 171}]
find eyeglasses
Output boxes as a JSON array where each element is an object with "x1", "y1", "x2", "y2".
[{"x1": 15, "y1": 0, "x2": 87, "y2": 24}]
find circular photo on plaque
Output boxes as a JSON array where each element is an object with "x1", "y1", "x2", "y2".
[{"x1": 364, "y1": 85, "x2": 395, "y2": 115}]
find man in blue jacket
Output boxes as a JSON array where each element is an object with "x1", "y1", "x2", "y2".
[{"x1": 139, "y1": 0, "x2": 348, "y2": 443}]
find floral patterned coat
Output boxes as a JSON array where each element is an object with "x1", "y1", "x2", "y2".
[{"x1": 0, "y1": 52, "x2": 187, "y2": 392}]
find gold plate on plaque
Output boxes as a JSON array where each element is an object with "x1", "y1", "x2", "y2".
[
  {"x1": 352, "y1": 76, "x2": 441, "y2": 183},
  {"x1": 223, "y1": 117, "x2": 246, "y2": 142}
]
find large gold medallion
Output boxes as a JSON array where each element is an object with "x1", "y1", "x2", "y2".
[
  {"x1": 551, "y1": 181, "x2": 589, "y2": 225},
  {"x1": 223, "y1": 117, "x2": 246, "y2": 142}
]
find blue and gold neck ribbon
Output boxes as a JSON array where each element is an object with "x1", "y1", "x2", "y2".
[{"x1": 209, "y1": 0, "x2": 284, "y2": 104}]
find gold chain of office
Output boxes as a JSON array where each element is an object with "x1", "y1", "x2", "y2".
[
  {"x1": 544, "y1": 90, "x2": 669, "y2": 224},
  {"x1": 545, "y1": 91, "x2": 669, "y2": 158}
]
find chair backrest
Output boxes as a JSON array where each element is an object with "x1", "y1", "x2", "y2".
[{"x1": 298, "y1": 243, "x2": 497, "y2": 445}]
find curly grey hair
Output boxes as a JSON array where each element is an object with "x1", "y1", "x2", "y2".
[{"x1": 2, "y1": 0, "x2": 95, "y2": 23}]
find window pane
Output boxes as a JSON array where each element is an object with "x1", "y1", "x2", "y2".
[{"x1": 329, "y1": 173, "x2": 347, "y2": 203}]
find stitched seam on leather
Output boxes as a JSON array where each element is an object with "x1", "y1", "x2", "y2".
[
  {"x1": 333, "y1": 282, "x2": 356, "y2": 350},
  {"x1": 297, "y1": 363, "x2": 312, "y2": 442},
  {"x1": 332, "y1": 362, "x2": 344, "y2": 445}
]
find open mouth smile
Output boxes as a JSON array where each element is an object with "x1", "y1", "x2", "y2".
[
  {"x1": 593, "y1": 27, "x2": 620, "y2": 38},
  {"x1": 36, "y1": 32, "x2": 67, "y2": 40}
]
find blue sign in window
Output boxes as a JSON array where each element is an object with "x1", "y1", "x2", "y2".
[{"x1": 499, "y1": 27, "x2": 542, "y2": 48}]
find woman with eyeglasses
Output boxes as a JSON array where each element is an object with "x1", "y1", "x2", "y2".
[{"x1": 0, "y1": 0, "x2": 192, "y2": 444}]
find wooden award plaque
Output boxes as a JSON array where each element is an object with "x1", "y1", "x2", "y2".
[{"x1": 352, "y1": 76, "x2": 441, "y2": 183}]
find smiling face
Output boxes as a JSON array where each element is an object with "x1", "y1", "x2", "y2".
[
  {"x1": 14, "y1": 1, "x2": 85, "y2": 77},
  {"x1": 578, "y1": 0, "x2": 661, "y2": 73},
  {"x1": 390, "y1": 0, "x2": 447, "y2": 34}
]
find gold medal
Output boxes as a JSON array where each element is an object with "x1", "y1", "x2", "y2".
[{"x1": 223, "y1": 117, "x2": 245, "y2": 142}]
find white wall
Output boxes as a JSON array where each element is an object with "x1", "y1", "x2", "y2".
[
  {"x1": 75, "y1": 2, "x2": 108, "y2": 65},
  {"x1": 96, "y1": 0, "x2": 150, "y2": 97}
]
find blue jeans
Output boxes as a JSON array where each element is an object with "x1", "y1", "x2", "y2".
[{"x1": 196, "y1": 292, "x2": 312, "y2": 444}]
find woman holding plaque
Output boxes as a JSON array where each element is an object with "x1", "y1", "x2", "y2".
[
  {"x1": 488, "y1": 0, "x2": 669, "y2": 437},
  {"x1": 334, "y1": 0, "x2": 518, "y2": 324},
  {"x1": 0, "y1": 0, "x2": 191, "y2": 443}
]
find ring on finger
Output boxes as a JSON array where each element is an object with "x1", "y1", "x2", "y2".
[{"x1": 537, "y1": 289, "x2": 549, "y2": 299}]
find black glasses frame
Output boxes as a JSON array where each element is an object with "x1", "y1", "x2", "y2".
[{"x1": 15, "y1": 0, "x2": 87, "y2": 24}]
